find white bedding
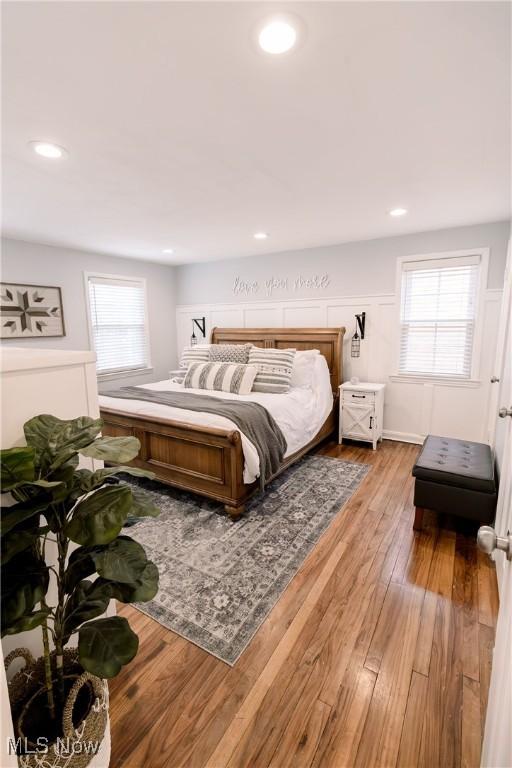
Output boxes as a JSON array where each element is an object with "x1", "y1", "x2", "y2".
[{"x1": 99, "y1": 355, "x2": 333, "y2": 484}]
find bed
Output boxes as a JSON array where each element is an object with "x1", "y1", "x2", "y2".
[{"x1": 99, "y1": 327, "x2": 345, "y2": 518}]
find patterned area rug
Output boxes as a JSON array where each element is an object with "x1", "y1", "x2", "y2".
[{"x1": 122, "y1": 455, "x2": 370, "y2": 665}]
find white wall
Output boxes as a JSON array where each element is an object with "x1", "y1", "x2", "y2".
[
  {"x1": 176, "y1": 221, "x2": 510, "y2": 304},
  {"x1": 0, "y1": 238, "x2": 177, "y2": 388},
  {"x1": 175, "y1": 221, "x2": 510, "y2": 445}
]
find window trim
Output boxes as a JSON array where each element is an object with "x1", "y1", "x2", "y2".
[
  {"x1": 83, "y1": 271, "x2": 152, "y2": 379},
  {"x1": 393, "y1": 248, "x2": 489, "y2": 383}
]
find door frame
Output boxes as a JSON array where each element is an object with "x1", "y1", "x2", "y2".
[
  {"x1": 488, "y1": 238, "x2": 511, "y2": 446},
  {"x1": 481, "y1": 231, "x2": 512, "y2": 768}
]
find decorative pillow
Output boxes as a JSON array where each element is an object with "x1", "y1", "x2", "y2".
[
  {"x1": 290, "y1": 349, "x2": 320, "y2": 389},
  {"x1": 183, "y1": 362, "x2": 258, "y2": 395},
  {"x1": 248, "y1": 347, "x2": 296, "y2": 394},
  {"x1": 169, "y1": 369, "x2": 185, "y2": 384},
  {"x1": 179, "y1": 344, "x2": 210, "y2": 369},
  {"x1": 209, "y1": 343, "x2": 252, "y2": 364}
]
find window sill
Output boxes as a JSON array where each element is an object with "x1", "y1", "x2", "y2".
[
  {"x1": 389, "y1": 375, "x2": 482, "y2": 388},
  {"x1": 97, "y1": 366, "x2": 154, "y2": 382}
]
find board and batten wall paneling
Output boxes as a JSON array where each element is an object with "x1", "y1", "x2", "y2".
[{"x1": 176, "y1": 289, "x2": 501, "y2": 445}]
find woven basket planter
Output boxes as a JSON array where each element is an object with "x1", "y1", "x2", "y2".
[{"x1": 5, "y1": 647, "x2": 109, "y2": 768}]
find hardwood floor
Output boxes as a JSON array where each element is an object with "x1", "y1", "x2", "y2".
[{"x1": 109, "y1": 440, "x2": 499, "y2": 768}]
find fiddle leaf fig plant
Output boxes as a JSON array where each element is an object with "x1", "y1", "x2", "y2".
[{"x1": 0, "y1": 414, "x2": 159, "y2": 721}]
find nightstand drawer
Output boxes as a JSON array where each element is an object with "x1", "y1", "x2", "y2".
[{"x1": 342, "y1": 390, "x2": 375, "y2": 405}]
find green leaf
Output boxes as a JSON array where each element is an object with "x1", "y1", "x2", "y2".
[
  {"x1": 1, "y1": 609, "x2": 50, "y2": 637},
  {"x1": 90, "y1": 536, "x2": 148, "y2": 584},
  {"x1": 73, "y1": 466, "x2": 154, "y2": 496},
  {"x1": 65, "y1": 547, "x2": 97, "y2": 593},
  {"x1": 80, "y1": 436, "x2": 141, "y2": 464},
  {"x1": 129, "y1": 487, "x2": 159, "y2": 518},
  {"x1": 1, "y1": 496, "x2": 52, "y2": 536},
  {"x1": 109, "y1": 562, "x2": 159, "y2": 603},
  {"x1": 49, "y1": 456, "x2": 79, "y2": 481},
  {"x1": 1, "y1": 556, "x2": 49, "y2": 633},
  {"x1": 0, "y1": 447, "x2": 35, "y2": 491},
  {"x1": 64, "y1": 485, "x2": 132, "y2": 546},
  {"x1": 78, "y1": 616, "x2": 139, "y2": 678},
  {"x1": 24, "y1": 414, "x2": 103, "y2": 471},
  {"x1": 63, "y1": 579, "x2": 112, "y2": 642},
  {"x1": 1, "y1": 529, "x2": 39, "y2": 564},
  {"x1": 22, "y1": 480, "x2": 65, "y2": 492}
]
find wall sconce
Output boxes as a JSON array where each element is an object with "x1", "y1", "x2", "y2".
[
  {"x1": 351, "y1": 312, "x2": 366, "y2": 358},
  {"x1": 190, "y1": 317, "x2": 206, "y2": 346}
]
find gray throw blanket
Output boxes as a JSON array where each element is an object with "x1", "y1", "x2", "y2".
[{"x1": 101, "y1": 386, "x2": 287, "y2": 490}]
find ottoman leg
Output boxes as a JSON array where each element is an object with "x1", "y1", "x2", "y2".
[{"x1": 413, "y1": 507, "x2": 424, "y2": 531}]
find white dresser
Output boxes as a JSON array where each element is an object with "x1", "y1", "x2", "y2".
[{"x1": 339, "y1": 382, "x2": 386, "y2": 450}]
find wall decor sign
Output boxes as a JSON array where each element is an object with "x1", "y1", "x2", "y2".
[
  {"x1": 0, "y1": 282, "x2": 65, "y2": 338},
  {"x1": 233, "y1": 273, "x2": 330, "y2": 297}
]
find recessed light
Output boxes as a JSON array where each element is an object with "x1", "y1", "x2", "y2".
[
  {"x1": 389, "y1": 207, "x2": 408, "y2": 217},
  {"x1": 258, "y1": 20, "x2": 297, "y2": 54},
  {"x1": 253, "y1": 232, "x2": 269, "y2": 240},
  {"x1": 162, "y1": 248, "x2": 174, "y2": 254},
  {"x1": 29, "y1": 141, "x2": 67, "y2": 159}
]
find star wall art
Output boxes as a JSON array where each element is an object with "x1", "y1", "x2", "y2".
[{"x1": 1, "y1": 283, "x2": 65, "y2": 338}]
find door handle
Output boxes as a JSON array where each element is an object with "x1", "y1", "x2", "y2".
[
  {"x1": 498, "y1": 406, "x2": 512, "y2": 418},
  {"x1": 477, "y1": 526, "x2": 512, "y2": 561},
  {"x1": 490, "y1": 376, "x2": 500, "y2": 383}
]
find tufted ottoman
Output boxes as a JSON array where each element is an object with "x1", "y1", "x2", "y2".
[{"x1": 412, "y1": 435, "x2": 497, "y2": 530}]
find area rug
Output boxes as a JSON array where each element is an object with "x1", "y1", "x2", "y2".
[{"x1": 122, "y1": 454, "x2": 370, "y2": 665}]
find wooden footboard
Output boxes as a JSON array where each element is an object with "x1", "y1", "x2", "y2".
[
  {"x1": 100, "y1": 407, "x2": 254, "y2": 518},
  {"x1": 100, "y1": 405, "x2": 336, "y2": 519}
]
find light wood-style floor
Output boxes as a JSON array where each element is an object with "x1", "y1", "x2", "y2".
[{"x1": 109, "y1": 440, "x2": 499, "y2": 768}]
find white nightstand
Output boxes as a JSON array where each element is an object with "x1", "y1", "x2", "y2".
[{"x1": 339, "y1": 382, "x2": 386, "y2": 450}]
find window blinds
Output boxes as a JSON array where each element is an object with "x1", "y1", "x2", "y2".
[
  {"x1": 399, "y1": 255, "x2": 480, "y2": 379},
  {"x1": 88, "y1": 276, "x2": 149, "y2": 375}
]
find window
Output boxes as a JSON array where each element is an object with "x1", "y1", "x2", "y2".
[
  {"x1": 86, "y1": 274, "x2": 150, "y2": 376},
  {"x1": 398, "y1": 252, "x2": 483, "y2": 380}
]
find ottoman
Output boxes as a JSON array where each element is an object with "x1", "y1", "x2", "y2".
[{"x1": 412, "y1": 435, "x2": 497, "y2": 530}]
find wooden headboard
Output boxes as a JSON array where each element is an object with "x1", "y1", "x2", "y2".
[{"x1": 210, "y1": 327, "x2": 345, "y2": 393}]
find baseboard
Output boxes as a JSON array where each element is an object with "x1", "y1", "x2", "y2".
[{"x1": 383, "y1": 429, "x2": 424, "y2": 445}]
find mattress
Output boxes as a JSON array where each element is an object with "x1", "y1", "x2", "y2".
[{"x1": 98, "y1": 355, "x2": 334, "y2": 484}]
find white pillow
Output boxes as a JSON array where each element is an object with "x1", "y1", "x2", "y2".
[
  {"x1": 183, "y1": 362, "x2": 258, "y2": 395},
  {"x1": 169, "y1": 369, "x2": 185, "y2": 384},
  {"x1": 290, "y1": 349, "x2": 320, "y2": 389}
]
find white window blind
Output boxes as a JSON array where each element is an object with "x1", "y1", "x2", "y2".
[
  {"x1": 87, "y1": 275, "x2": 149, "y2": 375},
  {"x1": 399, "y1": 254, "x2": 480, "y2": 379}
]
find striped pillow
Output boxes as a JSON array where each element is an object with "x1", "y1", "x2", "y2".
[
  {"x1": 249, "y1": 347, "x2": 296, "y2": 393},
  {"x1": 183, "y1": 362, "x2": 258, "y2": 395},
  {"x1": 179, "y1": 345, "x2": 210, "y2": 369}
]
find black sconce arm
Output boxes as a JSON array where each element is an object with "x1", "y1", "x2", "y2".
[
  {"x1": 355, "y1": 312, "x2": 366, "y2": 340},
  {"x1": 192, "y1": 317, "x2": 206, "y2": 338}
]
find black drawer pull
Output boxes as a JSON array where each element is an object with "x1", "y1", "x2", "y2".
[{"x1": 351, "y1": 393, "x2": 366, "y2": 398}]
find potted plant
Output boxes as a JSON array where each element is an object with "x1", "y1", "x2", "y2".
[{"x1": 1, "y1": 413, "x2": 160, "y2": 767}]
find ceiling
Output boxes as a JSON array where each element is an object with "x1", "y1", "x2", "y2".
[{"x1": 2, "y1": 1, "x2": 510, "y2": 265}]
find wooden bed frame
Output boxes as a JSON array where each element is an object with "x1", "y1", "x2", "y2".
[{"x1": 100, "y1": 327, "x2": 345, "y2": 519}]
